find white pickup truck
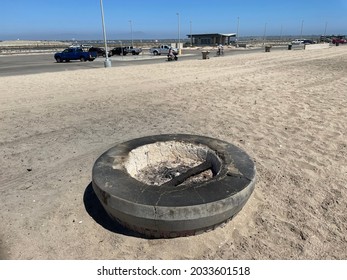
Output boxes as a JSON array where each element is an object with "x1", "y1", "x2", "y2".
[
  {"x1": 291, "y1": 39, "x2": 304, "y2": 45},
  {"x1": 149, "y1": 44, "x2": 178, "y2": 55},
  {"x1": 125, "y1": 46, "x2": 142, "y2": 55}
]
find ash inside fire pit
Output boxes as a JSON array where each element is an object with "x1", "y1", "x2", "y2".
[
  {"x1": 137, "y1": 162, "x2": 214, "y2": 186},
  {"x1": 122, "y1": 141, "x2": 221, "y2": 186}
]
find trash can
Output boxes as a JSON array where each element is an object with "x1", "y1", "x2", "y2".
[
  {"x1": 202, "y1": 51, "x2": 210, "y2": 59},
  {"x1": 265, "y1": 45, "x2": 271, "y2": 52},
  {"x1": 336, "y1": 42, "x2": 339, "y2": 46},
  {"x1": 288, "y1": 44, "x2": 292, "y2": 50}
]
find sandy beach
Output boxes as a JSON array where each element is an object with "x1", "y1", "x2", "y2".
[{"x1": 0, "y1": 46, "x2": 346, "y2": 260}]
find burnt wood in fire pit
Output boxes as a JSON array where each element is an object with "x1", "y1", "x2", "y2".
[{"x1": 161, "y1": 159, "x2": 212, "y2": 187}]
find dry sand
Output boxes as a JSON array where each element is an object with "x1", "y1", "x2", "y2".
[{"x1": 0, "y1": 46, "x2": 346, "y2": 260}]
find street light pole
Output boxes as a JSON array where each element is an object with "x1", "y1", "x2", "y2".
[
  {"x1": 190, "y1": 20, "x2": 192, "y2": 47},
  {"x1": 99, "y1": 0, "x2": 111, "y2": 67},
  {"x1": 129, "y1": 20, "x2": 133, "y2": 47},
  {"x1": 176, "y1": 12, "x2": 181, "y2": 54},
  {"x1": 263, "y1": 22, "x2": 267, "y2": 46},
  {"x1": 236, "y1": 16, "x2": 240, "y2": 47},
  {"x1": 300, "y1": 20, "x2": 304, "y2": 40},
  {"x1": 119, "y1": 41, "x2": 124, "y2": 58},
  {"x1": 324, "y1": 21, "x2": 328, "y2": 36}
]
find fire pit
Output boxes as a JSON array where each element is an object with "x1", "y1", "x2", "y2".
[{"x1": 92, "y1": 134, "x2": 256, "y2": 238}]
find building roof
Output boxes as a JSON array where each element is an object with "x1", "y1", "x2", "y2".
[{"x1": 187, "y1": 33, "x2": 237, "y2": 37}]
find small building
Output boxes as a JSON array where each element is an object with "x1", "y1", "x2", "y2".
[{"x1": 187, "y1": 33, "x2": 237, "y2": 45}]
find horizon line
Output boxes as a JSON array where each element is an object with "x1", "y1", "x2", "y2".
[{"x1": 1, "y1": 33, "x2": 344, "y2": 42}]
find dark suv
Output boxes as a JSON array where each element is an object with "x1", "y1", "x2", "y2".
[
  {"x1": 89, "y1": 47, "x2": 107, "y2": 57},
  {"x1": 302, "y1": 39, "x2": 315, "y2": 44},
  {"x1": 108, "y1": 47, "x2": 128, "y2": 56}
]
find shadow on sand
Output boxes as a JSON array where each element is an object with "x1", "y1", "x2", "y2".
[{"x1": 83, "y1": 182, "x2": 144, "y2": 239}]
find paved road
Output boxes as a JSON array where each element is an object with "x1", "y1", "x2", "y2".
[
  {"x1": 0, "y1": 47, "x2": 286, "y2": 77},
  {"x1": 0, "y1": 52, "x2": 194, "y2": 77}
]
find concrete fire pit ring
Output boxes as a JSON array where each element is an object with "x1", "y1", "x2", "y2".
[{"x1": 92, "y1": 134, "x2": 256, "y2": 238}]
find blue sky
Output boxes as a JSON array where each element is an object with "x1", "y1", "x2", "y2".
[{"x1": 1, "y1": 0, "x2": 347, "y2": 40}]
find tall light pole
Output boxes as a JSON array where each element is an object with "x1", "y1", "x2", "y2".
[
  {"x1": 190, "y1": 20, "x2": 192, "y2": 46},
  {"x1": 300, "y1": 20, "x2": 304, "y2": 40},
  {"x1": 119, "y1": 40, "x2": 124, "y2": 58},
  {"x1": 236, "y1": 16, "x2": 240, "y2": 47},
  {"x1": 99, "y1": 0, "x2": 111, "y2": 67},
  {"x1": 176, "y1": 12, "x2": 181, "y2": 54},
  {"x1": 129, "y1": 20, "x2": 133, "y2": 47},
  {"x1": 263, "y1": 22, "x2": 267, "y2": 45},
  {"x1": 324, "y1": 21, "x2": 328, "y2": 36}
]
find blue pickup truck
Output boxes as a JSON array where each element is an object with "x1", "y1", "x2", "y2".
[{"x1": 54, "y1": 47, "x2": 97, "y2": 62}]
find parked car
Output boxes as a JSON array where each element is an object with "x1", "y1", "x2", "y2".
[
  {"x1": 108, "y1": 47, "x2": 128, "y2": 56},
  {"x1": 149, "y1": 45, "x2": 178, "y2": 55},
  {"x1": 291, "y1": 39, "x2": 304, "y2": 45},
  {"x1": 319, "y1": 36, "x2": 332, "y2": 43},
  {"x1": 332, "y1": 37, "x2": 347, "y2": 44},
  {"x1": 89, "y1": 47, "x2": 107, "y2": 57},
  {"x1": 69, "y1": 44, "x2": 93, "y2": 49},
  {"x1": 124, "y1": 46, "x2": 142, "y2": 55},
  {"x1": 54, "y1": 47, "x2": 97, "y2": 62},
  {"x1": 302, "y1": 39, "x2": 315, "y2": 44}
]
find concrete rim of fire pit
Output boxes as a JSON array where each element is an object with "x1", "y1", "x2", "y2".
[{"x1": 92, "y1": 134, "x2": 256, "y2": 238}]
